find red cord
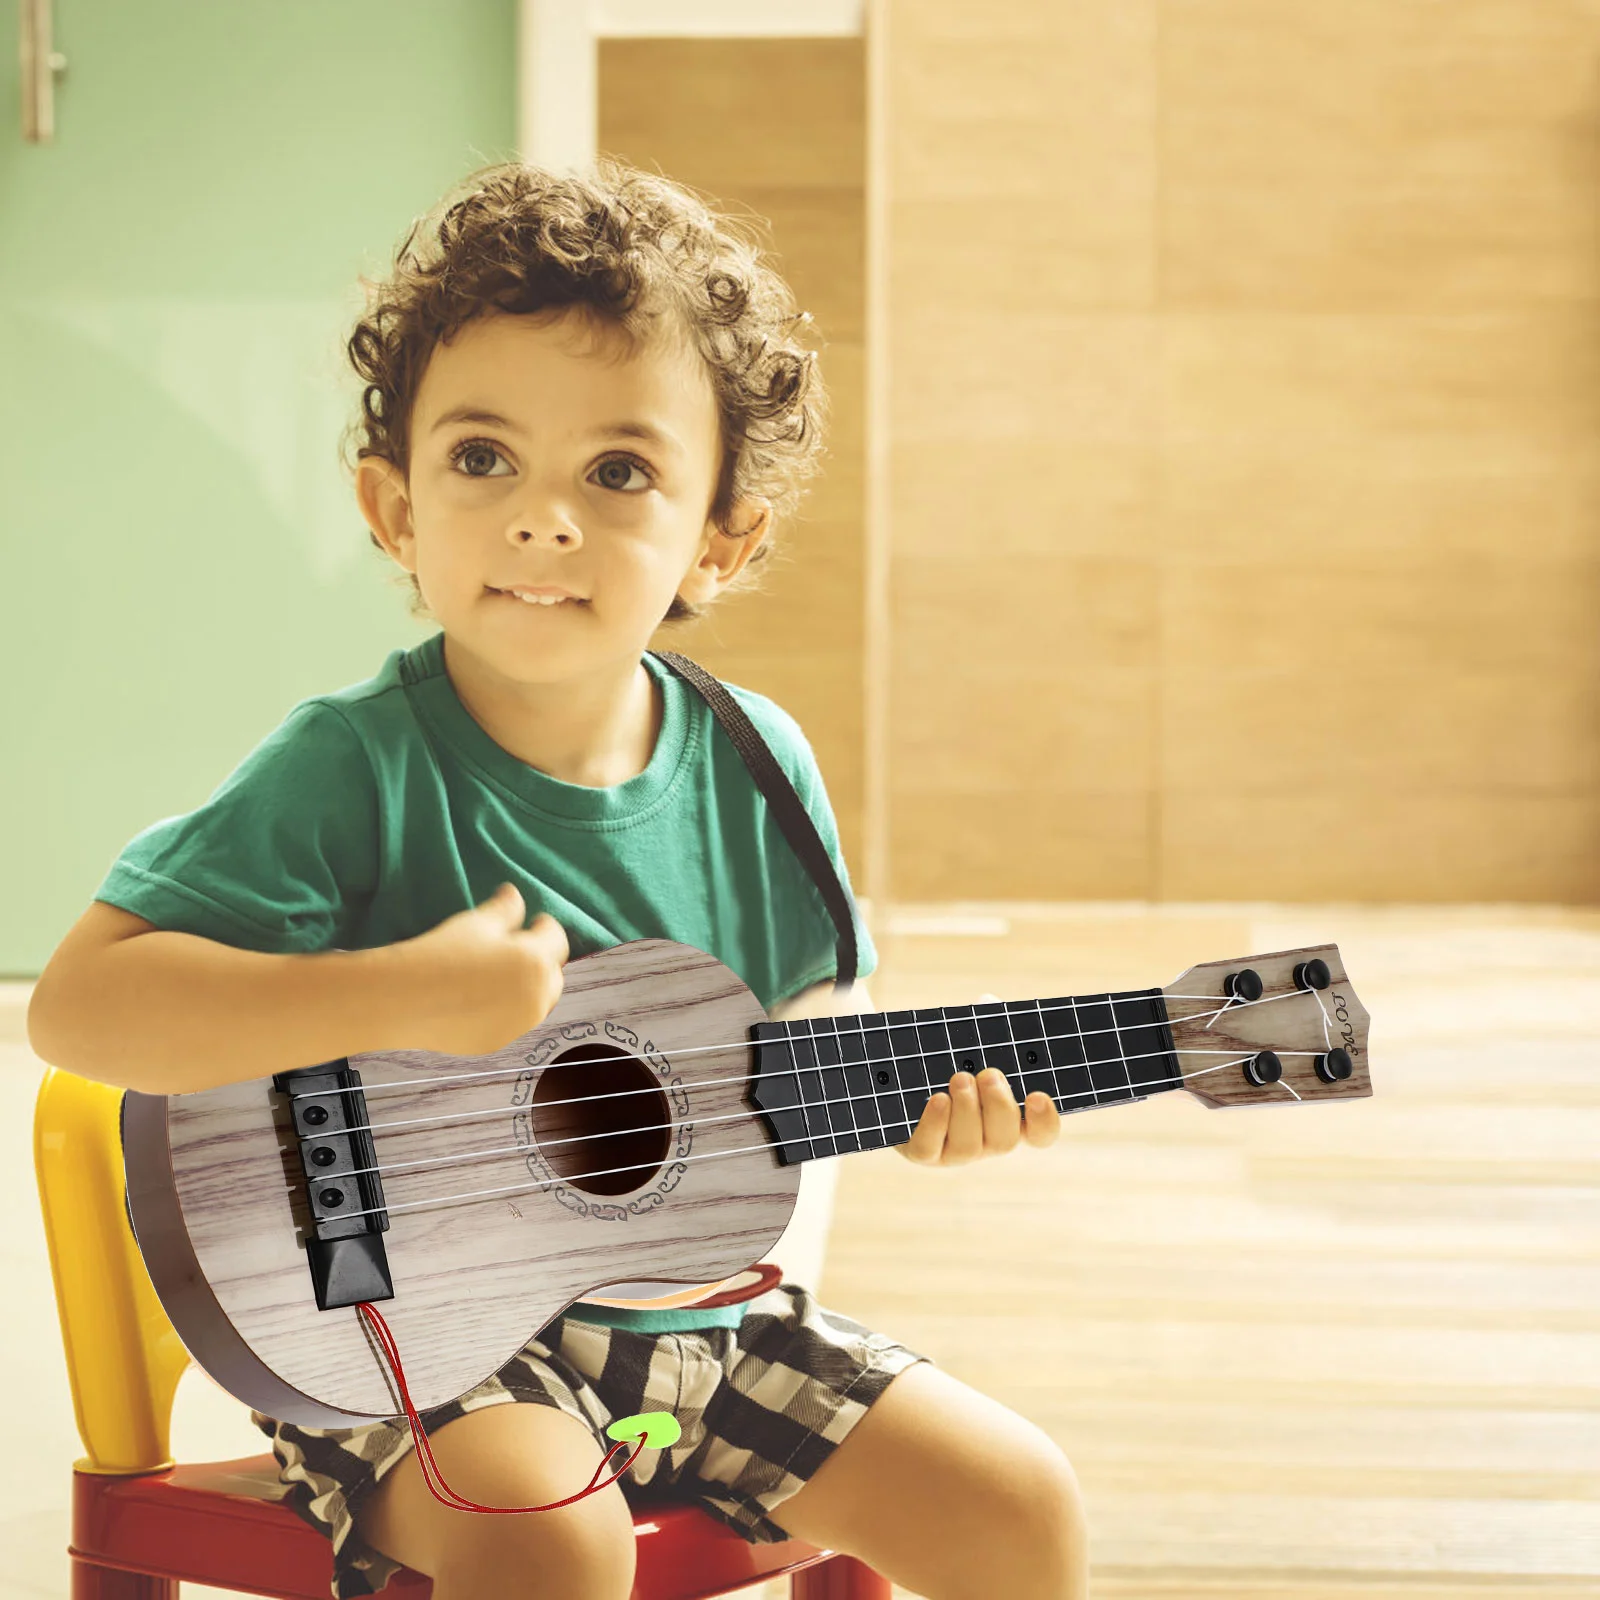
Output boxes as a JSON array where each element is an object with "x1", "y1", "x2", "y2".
[{"x1": 356, "y1": 1301, "x2": 644, "y2": 1513}]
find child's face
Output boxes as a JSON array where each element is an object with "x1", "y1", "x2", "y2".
[{"x1": 357, "y1": 306, "x2": 768, "y2": 679}]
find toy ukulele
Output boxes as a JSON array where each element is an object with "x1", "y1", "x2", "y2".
[{"x1": 123, "y1": 937, "x2": 1370, "y2": 1426}]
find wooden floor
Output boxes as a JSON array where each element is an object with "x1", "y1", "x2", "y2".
[
  {"x1": 808, "y1": 904, "x2": 1600, "y2": 1600},
  {"x1": 4, "y1": 903, "x2": 1597, "y2": 1599}
]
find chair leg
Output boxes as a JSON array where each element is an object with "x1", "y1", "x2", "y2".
[
  {"x1": 71, "y1": 1556, "x2": 180, "y2": 1600},
  {"x1": 792, "y1": 1552, "x2": 893, "y2": 1600}
]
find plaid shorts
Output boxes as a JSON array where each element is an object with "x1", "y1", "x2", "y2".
[{"x1": 249, "y1": 1281, "x2": 934, "y2": 1599}]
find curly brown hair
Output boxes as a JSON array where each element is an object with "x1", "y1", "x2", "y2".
[{"x1": 342, "y1": 155, "x2": 831, "y2": 626}]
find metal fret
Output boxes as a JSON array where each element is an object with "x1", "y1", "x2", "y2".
[
  {"x1": 1003, "y1": 996, "x2": 1054, "y2": 1107},
  {"x1": 1077, "y1": 995, "x2": 1101, "y2": 1104},
  {"x1": 1111, "y1": 991, "x2": 1181, "y2": 1102},
  {"x1": 831, "y1": 1012, "x2": 888, "y2": 1153},
  {"x1": 972, "y1": 999, "x2": 1016, "y2": 1086},
  {"x1": 803, "y1": 1018, "x2": 849, "y2": 1155},
  {"x1": 1109, "y1": 991, "x2": 1135, "y2": 1097},
  {"x1": 1039, "y1": 992, "x2": 1093, "y2": 1111},
  {"x1": 790, "y1": 1022, "x2": 837, "y2": 1157},
  {"x1": 943, "y1": 1004, "x2": 981, "y2": 1077},
  {"x1": 885, "y1": 1007, "x2": 932, "y2": 1137}
]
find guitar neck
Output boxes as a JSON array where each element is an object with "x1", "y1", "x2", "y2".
[{"x1": 749, "y1": 988, "x2": 1181, "y2": 1164}]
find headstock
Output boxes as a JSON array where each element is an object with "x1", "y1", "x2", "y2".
[{"x1": 1162, "y1": 943, "x2": 1371, "y2": 1108}]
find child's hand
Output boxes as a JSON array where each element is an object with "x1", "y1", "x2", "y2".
[
  {"x1": 897, "y1": 993, "x2": 1061, "y2": 1166},
  {"x1": 398, "y1": 883, "x2": 569, "y2": 1057}
]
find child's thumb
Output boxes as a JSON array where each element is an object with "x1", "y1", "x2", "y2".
[
  {"x1": 483, "y1": 881, "x2": 525, "y2": 920},
  {"x1": 524, "y1": 909, "x2": 570, "y2": 966}
]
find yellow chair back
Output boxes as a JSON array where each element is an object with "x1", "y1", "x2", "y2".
[{"x1": 32, "y1": 1067, "x2": 189, "y2": 1475}]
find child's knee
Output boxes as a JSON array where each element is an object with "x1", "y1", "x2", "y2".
[
  {"x1": 356, "y1": 1401, "x2": 639, "y2": 1596},
  {"x1": 434, "y1": 1499, "x2": 638, "y2": 1600}
]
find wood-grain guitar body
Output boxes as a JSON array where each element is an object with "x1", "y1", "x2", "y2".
[{"x1": 124, "y1": 939, "x2": 795, "y2": 1425}]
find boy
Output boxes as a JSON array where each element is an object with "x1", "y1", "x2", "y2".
[{"x1": 27, "y1": 157, "x2": 1086, "y2": 1600}]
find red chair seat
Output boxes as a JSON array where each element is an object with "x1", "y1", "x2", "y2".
[{"x1": 70, "y1": 1452, "x2": 887, "y2": 1600}]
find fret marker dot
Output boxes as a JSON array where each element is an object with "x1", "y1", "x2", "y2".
[{"x1": 1025, "y1": 1049, "x2": 1038, "y2": 1064}]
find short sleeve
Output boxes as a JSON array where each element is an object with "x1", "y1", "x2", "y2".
[{"x1": 93, "y1": 701, "x2": 379, "y2": 954}]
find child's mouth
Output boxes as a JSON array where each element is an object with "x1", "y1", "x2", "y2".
[{"x1": 488, "y1": 587, "x2": 586, "y2": 609}]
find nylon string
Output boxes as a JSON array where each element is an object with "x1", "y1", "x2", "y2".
[
  {"x1": 327, "y1": 1051, "x2": 1272, "y2": 1221},
  {"x1": 286, "y1": 981, "x2": 1335, "y2": 1221},
  {"x1": 291, "y1": 981, "x2": 1319, "y2": 1136},
  {"x1": 306, "y1": 984, "x2": 1316, "y2": 1154}
]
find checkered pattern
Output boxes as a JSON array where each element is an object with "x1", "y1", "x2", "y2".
[{"x1": 250, "y1": 1281, "x2": 933, "y2": 1599}]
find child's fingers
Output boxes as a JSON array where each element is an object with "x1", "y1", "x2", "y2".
[
  {"x1": 901, "y1": 1075, "x2": 1056, "y2": 1164},
  {"x1": 976, "y1": 1067, "x2": 1023, "y2": 1153},
  {"x1": 942, "y1": 1071, "x2": 987, "y2": 1163},
  {"x1": 898, "y1": 1090, "x2": 953, "y2": 1164},
  {"x1": 1023, "y1": 1091, "x2": 1062, "y2": 1147}
]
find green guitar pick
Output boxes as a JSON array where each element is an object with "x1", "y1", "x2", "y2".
[{"x1": 607, "y1": 1411, "x2": 681, "y2": 1449}]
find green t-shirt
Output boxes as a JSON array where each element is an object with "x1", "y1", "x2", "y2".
[{"x1": 95, "y1": 630, "x2": 875, "y2": 1333}]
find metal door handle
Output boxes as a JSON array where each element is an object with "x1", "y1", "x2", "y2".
[{"x1": 21, "y1": 0, "x2": 69, "y2": 143}]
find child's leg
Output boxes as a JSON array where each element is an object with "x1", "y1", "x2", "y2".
[
  {"x1": 766, "y1": 1357, "x2": 1088, "y2": 1600},
  {"x1": 354, "y1": 1400, "x2": 638, "y2": 1600}
]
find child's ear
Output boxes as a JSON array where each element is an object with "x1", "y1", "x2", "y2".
[
  {"x1": 682, "y1": 498, "x2": 771, "y2": 602},
  {"x1": 356, "y1": 456, "x2": 416, "y2": 569}
]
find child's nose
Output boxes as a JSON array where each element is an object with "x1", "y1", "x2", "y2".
[{"x1": 512, "y1": 521, "x2": 582, "y2": 546}]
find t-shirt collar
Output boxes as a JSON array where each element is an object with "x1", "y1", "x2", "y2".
[{"x1": 398, "y1": 630, "x2": 693, "y2": 826}]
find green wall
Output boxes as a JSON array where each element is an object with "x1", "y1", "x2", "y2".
[{"x1": 2, "y1": 1, "x2": 516, "y2": 973}]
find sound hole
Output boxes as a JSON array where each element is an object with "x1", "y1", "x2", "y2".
[{"x1": 531, "y1": 1041, "x2": 671, "y2": 1197}]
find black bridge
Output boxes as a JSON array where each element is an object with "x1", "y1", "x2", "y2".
[{"x1": 272, "y1": 1060, "x2": 394, "y2": 1311}]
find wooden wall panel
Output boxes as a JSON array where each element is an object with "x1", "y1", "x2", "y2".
[
  {"x1": 1159, "y1": 0, "x2": 1600, "y2": 312},
  {"x1": 882, "y1": 0, "x2": 1163, "y2": 899},
  {"x1": 881, "y1": 0, "x2": 1600, "y2": 901},
  {"x1": 1160, "y1": 0, "x2": 1600, "y2": 899},
  {"x1": 601, "y1": 38, "x2": 869, "y2": 871}
]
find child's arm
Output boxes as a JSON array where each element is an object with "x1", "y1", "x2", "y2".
[
  {"x1": 26, "y1": 898, "x2": 427, "y2": 1096},
  {"x1": 29, "y1": 885, "x2": 568, "y2": 1097}
]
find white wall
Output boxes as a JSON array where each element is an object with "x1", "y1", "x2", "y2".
[{"x1": 517, "y1": 0, "x2": 863, "y2": 170}]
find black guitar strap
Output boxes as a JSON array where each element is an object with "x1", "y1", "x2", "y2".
[{"x1": 649, "y1": 649, "x2": 859, "y2": 994}]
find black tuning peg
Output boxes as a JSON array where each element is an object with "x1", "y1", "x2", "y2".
[
  {"x1": 1294, "y1": 958, "x2": 1332, "y2": 991},
  {"x1": 1243, "y1": 1051, "x2": 1283, "y2": 1087},
  {"x1": 1314, "y1": 1047, "x2": 1353, "y2": 1083},
  {"x1": 1223, "y1": 968, "x2": 1263, "y2": 1003}
]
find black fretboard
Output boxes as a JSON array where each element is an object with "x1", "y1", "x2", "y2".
[{"x1": 748, "y1": 990, "x2": 1182, "y2": 1165}]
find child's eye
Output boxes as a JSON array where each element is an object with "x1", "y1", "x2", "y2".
[
  {"x1": 590, "y1": 454, "x2": 655, "y2": 494},
  {"x1": 447, "y1": 440, "x2": 655, "y2": 494},
  {"x1": 448, "y1": 438, "x2": 512, "y2": 478}
]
